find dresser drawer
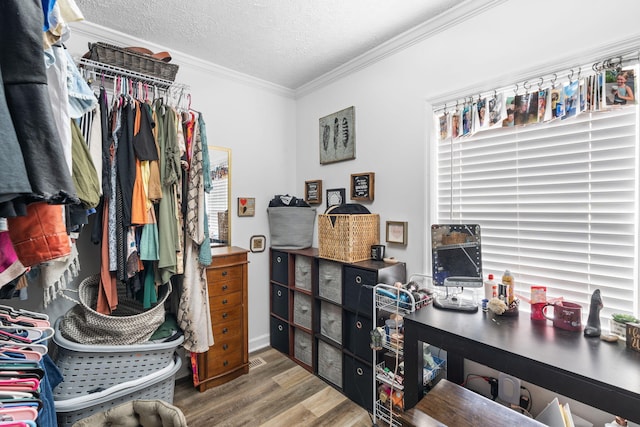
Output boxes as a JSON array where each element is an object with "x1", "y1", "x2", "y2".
[
  {"x1": 270, "y1": 316, "x2": 289, "y2": 355},
  {"x1": 271, "y1": 250, "x2": 289, "y2": 284},
  {"x1": 207, "y1": 265, "x2": 243, "y2": 296},
  {"x1": 343, "y1": 267, "x2": 375, "y2": 316},
  {"x1": 211, "y1": 303, "x2": 243, "y2": 323},
  {"x1": 212, "y1": 318, "x2": 242, "y2": 341},
  {"x1": 343, "y1": 354, "x2": 373, "y2": 412},
  {"x1": 344, "y1": 311, "x2": 373, "y2": 363},
  {"x1": 206, "y1": 335, "x2": 245, "y2": 377},
  {"x1": 318, "y1": 259, "x2": 342, "y2": 303},
  {"x1": 320, "y1": 300, "x2": 342, "y2": 344},
  {"x1": 271, "y1": 283, "x2": 289, "y2": 320},
  {"x1": 294, "y1": 256, "x2": 313, "y2": 291},
  {"x1": 317, "y1": 340, "x2": 342, "y2": 388},
  {"x1": 293, "y1": 292, "x2": 312, "y2": 330},
  {"x1": 209, "y1": 290, "x2": 243, "y2": 312},
  {"x1": 293, "y1": 328, "x2": 312, "y2": 367}
]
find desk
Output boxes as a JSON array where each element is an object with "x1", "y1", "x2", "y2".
[
  {"x1": 400, "y1": 379, "x2": 546, "y2": 427},
  {"x1": 403, "y1": 307, "x2": 640, "y2": 421}
]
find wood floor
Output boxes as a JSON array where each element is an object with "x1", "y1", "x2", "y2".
[{"x1": 173, "y1": 347, "x2": 373, "y2": 426}]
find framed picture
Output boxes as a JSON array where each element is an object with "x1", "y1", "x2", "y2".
[
  {"x1": 350, "y1": 172, "x2": 375, "y2": 201},
  {"x1": 237, "y1": 197, "x2": 255, "y2": 217},
  {"x1": 304, "y1": 180, "x2": 323, "y2": 205},
  {"x1": 250, "y1": 235, "x2": 266, "y2": 253},
  {"x1": 326, "y1": 188, "x2": 345, "y2": 209},
  {"x1": 319, "y1": 106, "x2": 355, "y2": 164},
  {"x1": 386, "y1": 221, "x2": 408, "y2": 245}
]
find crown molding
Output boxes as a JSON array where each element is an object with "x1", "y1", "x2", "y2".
[
  {"x1": 69, "y1": 21, "x2": 296, "y2": 98},
  {"x1": 294, "y1": 0, "x2": 507, "y2": 98}
]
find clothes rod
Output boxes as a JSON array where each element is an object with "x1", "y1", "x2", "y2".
[{"x1": 77, "y1": 57, "x2": 189, "y2": 90}]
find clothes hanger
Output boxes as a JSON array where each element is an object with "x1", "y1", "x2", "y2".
[
  {"x1": 0, "y1": 342, "x2": 47, "y2": 357},
  {"x1": 0, "y1": 314, "x2": 49, "y2": 329},
  {"x1": 0, "y1": 308, "x2": 46, "y2": 322}
]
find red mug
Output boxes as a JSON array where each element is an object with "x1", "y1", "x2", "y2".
[{"x1": 542, "y1": 301, "x2": 582, "y2": 332}]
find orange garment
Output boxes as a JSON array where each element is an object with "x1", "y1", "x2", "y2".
[
  {"x1": 97, "y1": 200, "x2": 117, "y2": 314},
  {"x1": 130, "y1": 158, "x2": 150, "y2": 225}
]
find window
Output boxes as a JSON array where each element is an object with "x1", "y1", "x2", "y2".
[{"x1": 433, "y1": 92, "x2": 639, "y2": 319}]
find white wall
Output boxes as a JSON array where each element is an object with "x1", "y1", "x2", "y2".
[{"x1": 295, "y1": 0, "x2": 640, "y2": 425}]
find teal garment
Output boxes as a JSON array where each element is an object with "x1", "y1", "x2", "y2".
[
  {"x1": 140, "y1": 222, "x2": 159, "y2": 261},
  {"x1": 198, "y1": 113, "x2": 212, "y2": 266},
  {"x1": 142, "y1": 262, "x2": 158, "y2": 309}
]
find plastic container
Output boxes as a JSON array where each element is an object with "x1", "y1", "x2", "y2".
[
  {"x1": 484, "y1": 274, "x2": 497, "y2": 300},
  {"x1": 502, "y1": 269, "x2": 515, "y2": 304},
  {"x1": 55, "y1": 355, "x2": 182, "y2": 427}
]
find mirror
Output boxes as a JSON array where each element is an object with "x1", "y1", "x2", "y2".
[{"x1": 206, "y1": 146, "x2": 231, "y2": 247}]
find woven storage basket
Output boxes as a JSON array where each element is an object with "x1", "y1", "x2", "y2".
[
  {"x1": 88, "y1": 42, "x2": 179, "y2": 82},
  {"x1": 55, "y1": 355, "x2": 181, "y2": 427},
  {"x1": 318, "y1": 214, "x2": 379, "y2": 263},
  {"x1": 268, "y1": 206, "x2": 316, "y2": 249},
  {"x1": 51, "y1": 319, "x2": 184, "y2": 401},
  {"x1": 59, "y1": 274, "x2": 171, "y2": 346}
]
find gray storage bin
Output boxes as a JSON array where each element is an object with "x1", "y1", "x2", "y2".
[
  {"x1": 317, "y1": 340, "x2": 342, "y2": 388},
  {"x1": 293, "y1": 292, "x2": 312, "y2": 330},
  {"x1": 318, "y1": 259, "x2": 342, "y2": 303},
  {"x1": 295, "y1": 256, "x2": 313, "y2": 291},
  {"x1": 320, "y1": 300, "x2": 342, "y2": 344},
  {"x1": 267, "y1": 207, "x2": 316, "y2": 249},
  {"x1": 293, "y1": 328, "x2": 313, "y2": 367}
]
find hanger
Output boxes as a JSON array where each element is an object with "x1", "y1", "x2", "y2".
[
  {"x1": 0, "y1": 342, "x2": 47, "y2": 357},
  {"x1": 0, "y1": 308, "x2": 46, "y2": 322}
]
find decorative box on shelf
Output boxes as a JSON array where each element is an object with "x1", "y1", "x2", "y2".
[
  {"x1": 318, "y1": 213, "x2": 379, "y2": 263},
  {"x1": 626, "y1": 322, "x2": 640, "y2": 352}
]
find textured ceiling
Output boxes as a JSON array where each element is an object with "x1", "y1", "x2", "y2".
[{"x1": 74, "y1": 0, "x2": 468, "y2": 90}]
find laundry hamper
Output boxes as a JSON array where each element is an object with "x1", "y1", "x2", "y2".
[
  {"x1": 55, "y1": 355, "x2": 182, "y2": 427},
  {"x1": 51, "y1": 319, "x2": 184, "y2": 401}
]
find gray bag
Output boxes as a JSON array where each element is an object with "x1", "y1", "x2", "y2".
[{"x1": 267, "y1": 206, "x2": 316, "y2": 249}]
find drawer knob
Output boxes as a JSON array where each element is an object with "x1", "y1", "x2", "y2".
[
  {"x1": 223, "y1": 360, "x2": 228, "y2": 367},
  {"x1": 223, "y1": 344, "x2": 229, "y2": 350},
  {"x1": 222, "y1": 285, "x2": 228, "y2": 291},
  {"x1": 278, "y1": 325, "x2": 283, "y2": 331},
  {"x1": 355, "y1": 276, "x2": 362, "y2": 284},
  {"x1": 277, "y1": 256, "x2": 282, "y2": 263},
  {"x1": 277, "y1": 290, "x2": 282, "y2": 297},
  {"x1": 356, "y1": 367, "x2": 363, "y2": 376},
  {"x1": 356, "y1": 321, "x2": 362, "y2": 329},
  {"x1": 222, "y1": 312, "x2": 228, "y2": 319},
  {"x1": 222, "y1": 271, "x2": 228, "y2": 277},
  {"x1": 222, "y1": 299, "x2": 228, "y2": 304},
  {"x1": 222, "y1": 328, "x2": 228, "y2": 334}
]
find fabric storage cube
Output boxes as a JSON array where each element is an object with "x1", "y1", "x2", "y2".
[
  {"x1": 344, "y1": 311, "x2": 373, "y2": 363},
  {"x1": 317, "y1": 340, "x2": 342, "y2": 388},
  {"x1": 271, "y1": 283, "x2": 289, "y2": 320},
  {"x1": 293, "y1": 292, "x2": 312, "y2": 330},
  {"x1": 318, "y1": 259, "x2": 342, "y2": 303},
  {"x1": 270, "y1": 316, "x2": 289, "y2": 354},
  {"x1": 268, "y1": 206, "x2": 316, "y2": 249},
  {"x1": 320, "y1": 300, "x2": 342, "y2": 344},
  {"x1": 293, "y1": 328, "x2": 313, "y2": 367},
  {"x1": 294, "y1": 256, "x2": 313, "y2": 291},
  {"x1": 343, "y1": 266, "x2": 376, "y2": 316},
  {"x1": 271, "y1": 250, "x2": 289, "y2": 284},
  {"x1": 343, "y1": 354, "x2": 373, "y2": 412},
  {"x1": 318, "y1": 214, "x2": 379, "y2": 263}
]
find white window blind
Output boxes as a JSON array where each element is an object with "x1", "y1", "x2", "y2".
[
  {"x1": 205, "y1": 176, "x2": 228, "y2": 241},
  {"x1": 435, "y1": 106, "x2": 638, "y2": 318}
]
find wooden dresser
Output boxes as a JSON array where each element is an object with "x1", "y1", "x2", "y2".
[{"x1": 196, "y1": 246, "x2": 249, "y2": 391}]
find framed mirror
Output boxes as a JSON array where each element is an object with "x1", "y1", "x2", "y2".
[{"x1": 206, "y1": 146, "x2": 231, "y2": 247}]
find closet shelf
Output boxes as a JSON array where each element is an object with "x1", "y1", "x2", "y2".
[{"x1": 77, "y1": 58, "x2": 189, "y2": 90}]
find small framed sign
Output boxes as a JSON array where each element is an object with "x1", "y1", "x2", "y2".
[
  {"x1": 250, "y1": 235, "x2": 266, "y2": 253},
  {"x1": 305, "y1": 180, "x2": 323, "y2": 205},
  {"x1": 386, "y1": 221, "x2": 408, "y2": 245},
  {"x1": 326, "y1": 188, "x2": 345, "y2": 209},
  {"x1": 350, "y1": 172, "x2": 375, "y2": 201},
  {"x1": 238, "y1": 197, "x2": 255, "y2": 217}
]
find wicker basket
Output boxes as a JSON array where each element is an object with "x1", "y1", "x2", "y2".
[
  {"x1": 59, "y1": 275, "x2": 171, "y2": 346},
  {"x1": 88, "y1": 42, "x2": 179, "y2": 82},
  {"x1": 54, "y1": 355, "x2": 181, "y2": 427},
  {"x1": 318, "y1": 214, "x2": 379, "y2": 263}
]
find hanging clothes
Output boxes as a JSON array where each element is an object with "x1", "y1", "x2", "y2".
[{"x1": 0, "y1": 0, "x2": 78, "y2": 211}]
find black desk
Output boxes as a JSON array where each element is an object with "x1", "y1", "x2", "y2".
[{"x1": 403, "y1": 306, "x2": 640, "y2": 421}]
